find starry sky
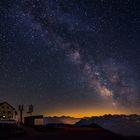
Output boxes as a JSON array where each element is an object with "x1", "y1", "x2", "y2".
[{"x1": 0, "y1": 0, "x2": 140, "y2": 117}]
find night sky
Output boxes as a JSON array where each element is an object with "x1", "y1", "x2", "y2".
[{"x1": 0, "y1": 0, "x2": 140, "y2": 117}]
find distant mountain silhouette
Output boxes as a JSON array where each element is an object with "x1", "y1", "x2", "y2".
[{"x1": 75, "y1": 114, "x2": 140, "y2": 136}]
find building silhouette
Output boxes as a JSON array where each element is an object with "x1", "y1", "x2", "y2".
[{"x1": 0, "y1": 101, "x2": 16, "y2": 120}]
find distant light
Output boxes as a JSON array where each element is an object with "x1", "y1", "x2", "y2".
[{"x1": 3, "y1": 116, "x2": 5, "y2": 118}]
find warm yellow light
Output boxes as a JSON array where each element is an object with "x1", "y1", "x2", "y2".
[{"x1": 43, "y1": 107, "x2": 134, "y2": 118}]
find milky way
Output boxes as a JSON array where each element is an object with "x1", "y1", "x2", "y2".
[{"x1": 0, "y1": 0, "x2": 140, "y2": 116}]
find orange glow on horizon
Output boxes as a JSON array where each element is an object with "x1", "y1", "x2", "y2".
[{"x1": 43, "y1": 107, "x2": 138, "y2": 118}]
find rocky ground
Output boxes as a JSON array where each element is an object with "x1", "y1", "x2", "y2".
[{"x1": 6, "y1": 124, "x2": 140, "y2": 140}]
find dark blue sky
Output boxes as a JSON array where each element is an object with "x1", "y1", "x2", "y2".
[{"x1": 0, "y1": 0, "x2": 140, "y2": 117}]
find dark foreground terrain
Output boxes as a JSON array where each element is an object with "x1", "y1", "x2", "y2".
[{"x1": 1, "y1": 124, "x2": 140, "y2": 140}]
